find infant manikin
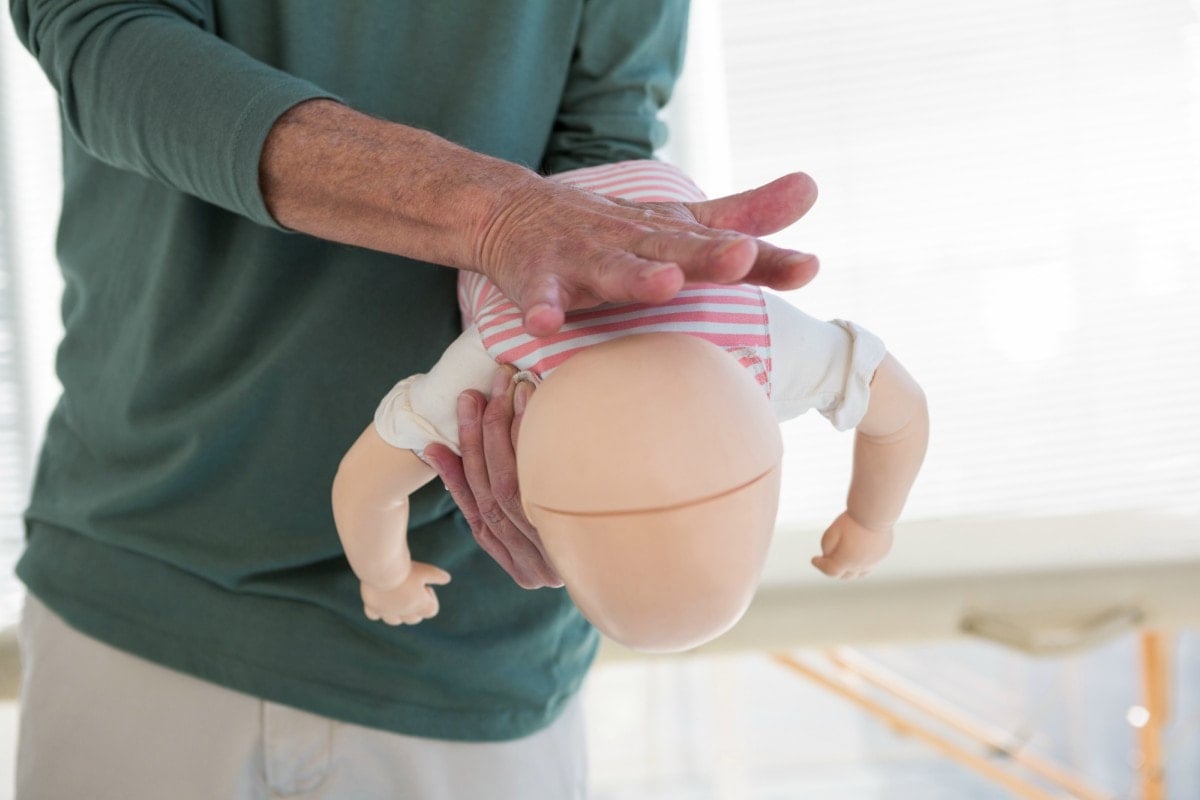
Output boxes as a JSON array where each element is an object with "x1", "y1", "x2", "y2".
[{"x1": 332, "y1": 160, "x2": 928, "y2": 652}]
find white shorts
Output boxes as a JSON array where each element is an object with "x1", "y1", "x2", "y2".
[{"x1": 16, "y1": 594, "x2": 588, "y2": 800}]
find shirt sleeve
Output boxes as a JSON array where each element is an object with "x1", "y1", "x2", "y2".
[
  {"x1": 10, "y1": 0, "x2": 338, "y2": 228},
  {"x1": 764, "y1": 292, "x2": 888, "y2": 431},
  {"x1": 373, "y1": 325, "x2": 497, "y2": 455},
  {"x1": 540, "y1": 0, "x2": 688, "y2": 173}
]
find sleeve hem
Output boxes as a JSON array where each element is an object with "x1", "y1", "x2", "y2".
[
  {"x1": 230, "y1": 80, "x2": 342, "y2": 230},
  {"x1": 823, "y1": 320, "x2": 888, "y2": 432}
]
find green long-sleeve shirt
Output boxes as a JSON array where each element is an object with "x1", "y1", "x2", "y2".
[{"x1": 12, "y1": 0, "x2": 687, "y2": 740}]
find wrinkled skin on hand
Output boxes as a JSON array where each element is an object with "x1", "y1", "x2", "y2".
[
  {"x1": 474, "y1": 171, "x2": 821, "y2": 336},
  {"x1": 424, "y1": 368, "x2": 561, "y2": 589}
]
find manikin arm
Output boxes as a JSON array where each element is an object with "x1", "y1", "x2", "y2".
[
  {"x1": 333, "y1": 324, "x2": 496, "y2": 623},
  {"x1": 332, "y1": 425, "x2": 448, "y2": 624},
  {"x1": 812, "y1": 353, "x2": 929, "y2": 578}
]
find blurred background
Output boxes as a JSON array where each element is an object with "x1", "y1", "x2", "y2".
[{"x1": 2, "y1": 1, "x2": 1198, "y2": 798}]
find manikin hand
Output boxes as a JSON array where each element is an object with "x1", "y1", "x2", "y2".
[
  {"x1": 360, "y1": 561, "x2": 452, "y2": 626},
  {"x1": 479, "y1": 172, "x2": 821, "y2": 336},
  {"x1": 425, "y1": 367, "x2": 563, "y2": 590},
  {"x1": 811, "y1": 511, "x2": 894, "y2": 580}
]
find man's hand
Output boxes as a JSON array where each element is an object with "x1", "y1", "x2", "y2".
[
  {"x1": 811, "y1": 511, "x2": 894, "y2": 580},
  {"x1": 477, "y1": 171, "x2": 821, "y2": 336},
  {"x1": 263, "y1": 100, "x2": 820, "y2": 338},
  {"x1": 424, "y1": 367, "x2": 563, "y2": 589}
]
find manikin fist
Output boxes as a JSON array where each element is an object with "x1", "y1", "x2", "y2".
[
  {"x1": 811, "y1": 511, "x2": 894, "y2": 580},
  {"x1": 360, "y1": 561, "x2": 452, "y2": 625}
]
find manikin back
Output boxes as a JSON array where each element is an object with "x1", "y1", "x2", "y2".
[{"x1": 518, "y1": 332, "x2": 782, "y2": 653}]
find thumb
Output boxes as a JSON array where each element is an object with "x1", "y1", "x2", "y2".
[
  {"x1": 818, "y1": 524, "x2": 843, "y2": 557},
  {"x1": 515, "y1": 276, "x2": 567, "y2": 338},
  {"x1": 811, "y1": 555, "x2": 838, "y2": 576},
  {"x1": 689, "y1": 172, "x2": 818, "y2": 237},
  {"x1": 412, "y1": 562, "x2": 452, "y2": 586}
]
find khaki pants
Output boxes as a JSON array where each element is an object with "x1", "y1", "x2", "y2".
[{"x1": 16, "y1": 595, "x2": 587, "y2": 799}]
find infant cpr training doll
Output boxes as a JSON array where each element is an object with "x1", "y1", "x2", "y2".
[{"x1": 332, "y1": 160, "x2": 928, "y2": 652}]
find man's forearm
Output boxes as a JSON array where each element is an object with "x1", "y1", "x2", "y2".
[
  {"x1": 261, "y1": 98, "x2": 821, "y2": 338},
  {"x1": 260, "y1": 99, "x2": 533, "y2": 271}
]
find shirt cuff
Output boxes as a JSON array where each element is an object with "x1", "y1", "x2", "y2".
[
  {"x1": 819, "y1": 320, "x2": 888, "y2": 431},
  {"x1": 231, "y1": 82, "x2": 341, "y2": 230},
  {"x1": 373, "y1": 376, "x2": 461, "y2": 455}
]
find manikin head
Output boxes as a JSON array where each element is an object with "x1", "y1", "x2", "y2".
[{"x1": 518, "y1": 332, "x2": 782, "y2": 653}]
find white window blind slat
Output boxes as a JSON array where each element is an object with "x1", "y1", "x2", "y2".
[
  {"x1": 676, "y1": 0, "x2": 1200, "y2": 527},
  {"x1": 0, "y1": 16, "x2": 64, "y2": 627}
]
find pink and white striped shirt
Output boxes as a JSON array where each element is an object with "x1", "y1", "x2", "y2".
[
  {"x1": 375, "y1": 161, "x2": 886, "y2": 454},
  {"x1": 457, "y1": 161, "x2": 772, "y2": 390}
]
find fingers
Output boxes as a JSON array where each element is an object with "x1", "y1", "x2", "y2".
[
  {"x1": 627, "y1": 182, "x2": 821, "y2": 292},
  {"x1": 427, "y1": 370, "x2": 562, "y2": 590},
  {"x1": 518, "y1": 255, "x2": 684, "y2": 337},
  {"x1": 690, "y1": 172, "x2": 818, "y2": 237},
  {"x1": 810, "y1": 555, "x2": 871, "y2": 581},
  {"x1": 813, "y1": 524, "x2": 849, "y2": 580},
  {"x1": 633, "y1": 228, "x2": 817, "y2": 293},
  {"x1": 436, "y1": 390, "x2": 526, "y2": 581},
  {"x1": 477, "y1": 369, "x2": 563, "y2": 588},
  {"x1": 811, "y1": 555, "x2": 842, "y2": 577},
  {"x1": 480, "y1": 369, "x2": 533, "y2": 536},
  {"x1": 745, "y1": 247, "x2": 820, "y2": 292},
  {"x1": 486, "y1": 171, "x2": 823, "y2": 334},
  {"x1": 633, "y1": 230, "x2": 757, "y2": 286},
  {"x1": 360, "y1": 565, "x2": 448, "y2": 626},
  {"x1": 686, "y1": 172, "x2": 820, "y2": 291},
  {"x1": 512, "y1": 379, "x2": 532, "y2": 449},
  {"x1": 517, "y1": 276, "x2": 568, "y2": 339},
  {"x1": 410, "y1": 561, "x2": 452, "y2": 586},
  {"x1": 424, "y1": 440, "x2": 494, "y2": 556},
  {"x1": 507, "y1": 378, "x2": 564, "y2": 587}
]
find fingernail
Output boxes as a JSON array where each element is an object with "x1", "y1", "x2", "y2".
[
  {"x1": 714, "y1": 235, "x2": 752, "y2": 257},
  {"x1": 514, "y1": 381, "x2": 532, "y2": 415},
  {"x1": 457, "y1": 393, "x2": 478, "y2": 423},
  {"x1": 638, "y1": 262, "x2": 678, "y2": 282},
  {"x1": 525, "y1": 303, "x2": 555, "y2": 325},
  {"x1": 783, "y1": 251, "x2": 817, "y2": 266}
]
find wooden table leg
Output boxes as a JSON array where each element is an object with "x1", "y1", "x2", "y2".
[{"x1": 1137, "y1": 631, "x2": 1169, "y2": 800}]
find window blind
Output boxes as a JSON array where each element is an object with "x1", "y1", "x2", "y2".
[
  {"x1": 0, "y1": 35, "x2": 30, "y2": 626},
  {"x1": 0, "y1": 17, "x2": 63, "y2": 627},
  {"x1": 672, "y1": 0, "x2": 1200, "y2": 530},
  {"x1": 2, "y1": 3, "x2": 1198, "y2": 622}
]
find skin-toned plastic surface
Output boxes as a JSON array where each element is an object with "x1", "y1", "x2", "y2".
[
  {"x1": 518, "y1": 333, "x2": 782, "y2": 512},
  {"x1": 332, "y1": 426, "x2": 449, "y2": 625},
  {"x1": 527, "y1": 465, "x2": 782, "y2": 652},
  {"x1": 334, "y1": 327, "x2": 926, "y2": 654},
  {"x1": 518, "y1": 332, "x2": 783, "y2": 652},
  {"x1": 334, "y1": 332, "x2": 784, "y2": 648}
]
